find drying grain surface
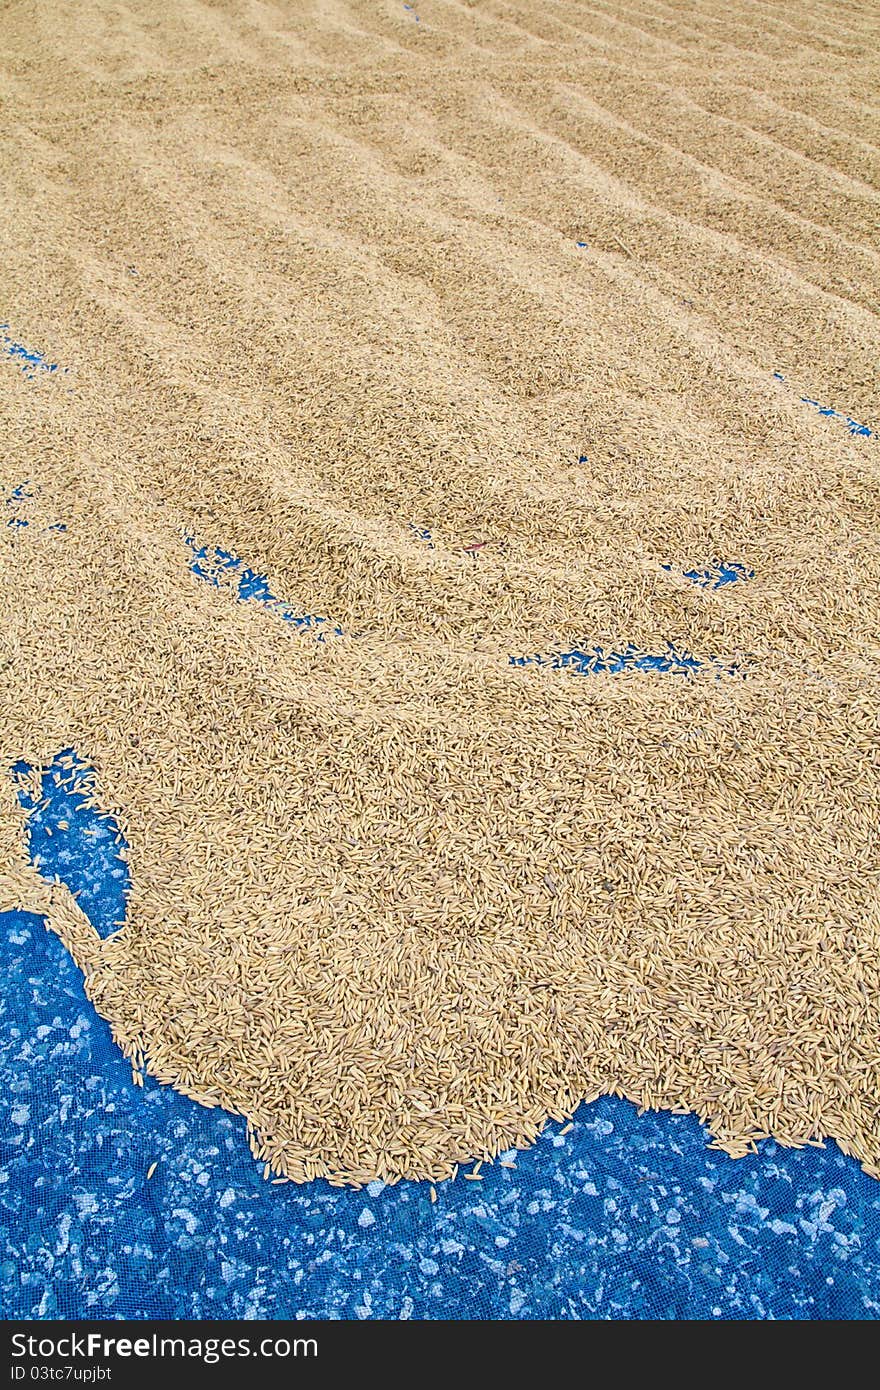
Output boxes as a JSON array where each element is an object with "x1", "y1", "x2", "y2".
[{"x1": 1, "y1": 0, "x2": 879, "y2": 1184}]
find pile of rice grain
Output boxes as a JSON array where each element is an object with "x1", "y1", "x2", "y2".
[{"x1": 1, "y1": 0, "x2": 879, "y2": 1184}]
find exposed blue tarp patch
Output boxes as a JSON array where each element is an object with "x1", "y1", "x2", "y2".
[
  {"x1": 510, "y1": 642, "x2": 734, "y2": 677},
  {"x1": 663, "y1": 561, "x2": 754, "y2": 589},
  {"x1": 773, "y1": 373, "x2": 872, "y2": 438},
  {"x1": 1, "y1": 324, "x2": 62, "y2": 376},
  {"x1": 184, "y1": 535, "x2": 341, "y2": 637},
  {"x1": 4, "y1": 481, "x2": 68, "y2": 534},
  {"x1": 5, "y1": 483, "x2": 32, "y2": 528},
  {"x1": 11, "y1": 751, "x2": 130, "y2": 940},
  {"x1": 801, "y1": 398, "x2": 872, "y2": 438},
  {"x1": 408, "y1": 523, "x2": 435, "y2": 549}
]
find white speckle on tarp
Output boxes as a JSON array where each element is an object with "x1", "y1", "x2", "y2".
[
  {"x1": 770, "y1": 1219, "x2": 798, "y2": 1236},
  {"x1": 171, "y1": 1208, "x2": 198, "y2": 1234},
  {"x1": 509, "y1": 1287, "x2": 526, "y2": 1314}
]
